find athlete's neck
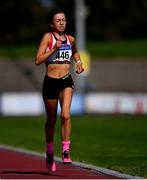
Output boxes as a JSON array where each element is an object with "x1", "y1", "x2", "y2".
[{"x1": 52, "y1": 32, "x2": 66, "y2": 41}]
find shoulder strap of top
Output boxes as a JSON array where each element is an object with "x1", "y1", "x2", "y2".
[
  {"x1": 66, "y1": 35, "x2": 72, "y2": 45},
  {"x1": 48, "y1": 32, "x2": 54, "y2": 49}
]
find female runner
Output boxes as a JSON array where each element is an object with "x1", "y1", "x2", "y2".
[{"x1": 35, "y1": 9, "x2": 84, "y2": 171}]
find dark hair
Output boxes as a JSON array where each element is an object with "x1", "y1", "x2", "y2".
[{"x1": 48, "y1": 8, "x2": 65, "y2": 25}]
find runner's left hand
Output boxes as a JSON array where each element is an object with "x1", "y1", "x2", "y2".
[{"x1": 75, "y1": 63, "x2": 84, "y2": 74}]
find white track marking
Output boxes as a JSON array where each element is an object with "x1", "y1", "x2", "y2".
[{"x1": 0, "y1": 144, "x2": 144, "y2": 179}]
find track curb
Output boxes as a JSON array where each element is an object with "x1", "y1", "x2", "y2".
[{"x1": 0, "y1": 144, "x2": 144, "y2": 179}]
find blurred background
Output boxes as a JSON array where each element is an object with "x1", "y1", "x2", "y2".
[
  {"x1": 1, "y1": 1, "x2": 147, "y2": 177},
  {"x1": 0, "y1": 0, "x2": 147, "y2": 115}
]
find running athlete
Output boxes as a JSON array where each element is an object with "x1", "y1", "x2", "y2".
[{"x1": 35, "y1": 9, "x2": 84, "y2": 172}]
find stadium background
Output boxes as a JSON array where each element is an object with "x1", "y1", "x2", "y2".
[{"x1": 0, "y1": 0, "x2": 147, "y2": 177}]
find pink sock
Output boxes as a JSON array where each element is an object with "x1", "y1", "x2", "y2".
[
  {"x1": 62, "y1": 140, "x2": 70, "y2": 152},
  {"x1": 46, "y1": 143, "x2": 54, "y2": 154}
]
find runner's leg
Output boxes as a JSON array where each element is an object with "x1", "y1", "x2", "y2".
[
  {"x1": 43, "y1": 98, "x2": 58, "y2": 171},
  {"x1": 59, "y1": 87, "x2": 73, "y2": 164}
]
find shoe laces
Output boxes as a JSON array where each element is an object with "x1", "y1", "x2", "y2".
[{"x1": 63, "y1": 150, "x2": 70, "y2": 158}]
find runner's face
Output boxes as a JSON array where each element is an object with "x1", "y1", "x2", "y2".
[{"x1": 51, "y1": 13, "x2": 66, "y2": 33}]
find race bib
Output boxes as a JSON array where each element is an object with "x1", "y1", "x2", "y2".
[{"x1": 49, "y1": 44, "x2": 72, "y2": 62}]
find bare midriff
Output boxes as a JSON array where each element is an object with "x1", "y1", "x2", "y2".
[{"x1": 46, "y1": 64, "x2": 71, "y2": 78}]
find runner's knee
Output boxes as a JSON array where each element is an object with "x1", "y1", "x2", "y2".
[
  {"x1": 46, "y1": 118, "x2": 56, "y2": 126},
  {"x1": 60, "y1": 113, "x2": 70, "y2": 122}
]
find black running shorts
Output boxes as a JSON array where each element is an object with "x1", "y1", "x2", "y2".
[{"x1": 42, "y1": 73, "x2": 74, "y2": 99}]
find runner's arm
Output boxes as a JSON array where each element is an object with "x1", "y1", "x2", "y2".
[
  {"x1": 35, "y1": 33, "x2": 59, "y2": 65},
  {"x1": 70, "y1": 36, "x2": 84, "y2": 74}
]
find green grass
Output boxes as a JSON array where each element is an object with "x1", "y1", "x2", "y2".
[
  {"x1": 87, "y1": 40, "x2": 147, "y2": 58},
  {"x1": 0, "y1": 44, "x2": 38, "y2": 59},
  {"x1": 0, "y1": 115, "x2": 147, "y2": 177},
  {"x1": 0, "y1": 40, "x2": 147, "y2": 59}
]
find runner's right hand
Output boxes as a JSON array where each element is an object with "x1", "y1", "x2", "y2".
[{"x1": 53, "y1": 37, "x2": 62, "y2": 49}]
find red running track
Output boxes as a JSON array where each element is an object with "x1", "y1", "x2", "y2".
[{"x1": 0, "y1": 147, "x2": 118, "y2": 179}]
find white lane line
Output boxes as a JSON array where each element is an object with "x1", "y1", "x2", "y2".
[{"x1": 0, "y1": 144, "x2": 144, "y2": 179}]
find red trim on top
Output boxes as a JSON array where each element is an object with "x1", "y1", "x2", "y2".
[
  {"x1": 67, "y1": 35, "x2": 72, "y2": 45},
  {"x1": 48, "y1": 32, "x2": 53, "y2": 49}
]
